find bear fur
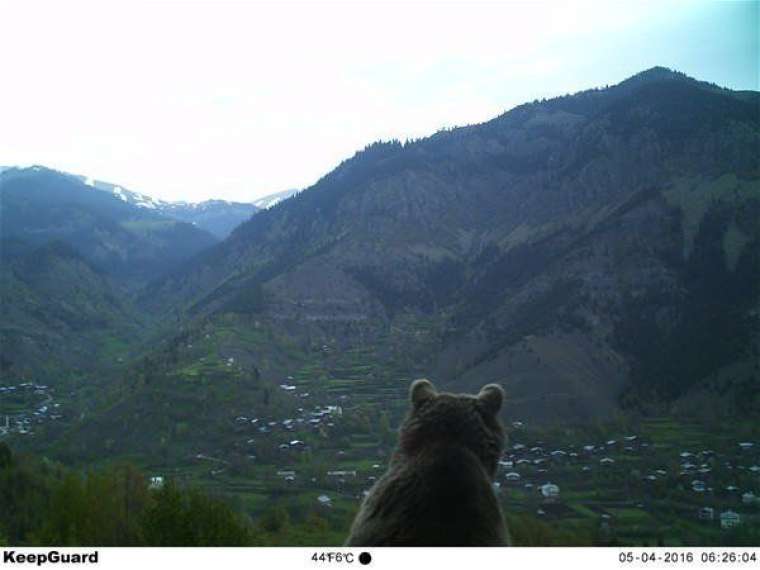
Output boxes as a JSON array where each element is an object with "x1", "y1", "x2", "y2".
[{"x1": 345, "y1": 379, "x2": 510, "y2": 546}]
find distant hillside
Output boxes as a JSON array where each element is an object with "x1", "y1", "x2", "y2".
[
  {"x1": 1, "y1": 166, "x2": 218, "y2": 285},
  {"x1": 0, "y1": 167, "x2": 221, "y2": 383},
  {"x1": 0, "y1": 240, "x2": 143, "y2": 383},
  {"x1": 155, "y1": 200, "x2": 259, "y2": 239}
]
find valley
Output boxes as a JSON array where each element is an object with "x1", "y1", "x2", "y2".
[{"x1": 3, "y1": 318, "x2": 758, "y2": 545}]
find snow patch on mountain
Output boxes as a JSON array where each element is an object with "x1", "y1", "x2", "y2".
[
  {"x1": 112, "y1": 186, "x2": 128, "y2": 202},
  {"x1": 252, "y1": 188, "x2": 300, "y2": 209}
]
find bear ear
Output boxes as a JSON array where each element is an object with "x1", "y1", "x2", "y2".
[
  {"x1": 478, "y1": 383, "x2": 504, "y2": 415},
  {"x1": 410, "y1": 378, "x2": 437, "y2": 407}
]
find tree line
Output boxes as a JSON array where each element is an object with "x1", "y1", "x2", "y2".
[{"x1": 0, "y1": 442, "x2": 343, "y2": 546}]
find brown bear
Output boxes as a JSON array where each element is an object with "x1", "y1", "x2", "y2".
[{"x1": 345, "y1": 379, "x2": 510, "y2": 546}]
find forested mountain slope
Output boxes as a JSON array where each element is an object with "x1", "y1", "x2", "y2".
[
  {"x1": 138, "y1": 67, "x2": 759, "y2": 420},
  {"x1": 0, "y1": 167, "x2": 219, "y2": 382}
]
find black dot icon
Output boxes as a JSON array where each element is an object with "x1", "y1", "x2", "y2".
[{"x1": 359, "y1": 552, "x2": 372, "y2": 565}]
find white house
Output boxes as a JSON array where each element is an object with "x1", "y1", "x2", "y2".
[
  {"x1": 720, "y1": 510, "x2": 741, "y2": 530},
  {"x1": 698, "y1": 507, "x2": 714, "y2": 521},
  {"x1": 505, "y1": 472, "x2": 521, "y2": 482},
  {"x1": 327, "y1": 470, "x2": 357, "y2": 478},
  {"x1": 317, "y1": 494, "x2": 332, "y2": 507},
  {"x1": 276, "y1": 470, "x2": 296, "y2": 478},
  {"x1": 540, "y1": 483, "x2": 560, "y2": 500},
  {"x1": 149, "y1": 476, "x2": 164, "y2": 490},
  {"x1": 742, "y1": 492, "x2": 757, "y2": 505}
]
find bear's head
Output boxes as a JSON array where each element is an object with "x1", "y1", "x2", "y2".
[{"x1": 398, "y1": 379, "x2": 506, "y2": 478}]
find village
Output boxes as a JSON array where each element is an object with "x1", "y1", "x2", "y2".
[
  {"x1": 3, "y1": 359, "x2": 757, "y2": 545},
  {"x1": 0, "y1": 382, "x2": 61, "y2": 438},
  {"x1": 152, "y1": 365, "x2": 760, "y2": 546},
  {"x1": 496, "y1": 425, "x2": 759, "y2": 542}
]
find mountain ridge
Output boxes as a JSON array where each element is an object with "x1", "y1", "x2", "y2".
[
  {"x1": 144, "y1": 66, "x2": 758, "y2": 315},
  {"x1": 73, "y1": 172, "x2": 261, "y2": 239}
]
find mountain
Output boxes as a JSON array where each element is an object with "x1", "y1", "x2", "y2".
[
  {"x1": 1, "y1": 166, "x2": 218, "y2": 286},
  {"x1": 156, "y1": 200, "x2": 259, "y2": 239},
  {"x1": 252, "y1": 188, "x2": 300, "y2": 210},
  {"x1": 0, "y1": 166, "x2": 222, "y2": 384},
  {"x1": 141, "y1": 67, "x2": 758, "y2": 418},
  {"x1": 76, "y1": 175, "x2": 168, "y2": 210},
  {"x1": 74, "y1": 175, "x2": 259, "y2": 239}
]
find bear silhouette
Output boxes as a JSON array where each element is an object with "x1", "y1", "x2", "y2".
[{"x1": 346, "y1": 379, "x2": 510, "y2": 546}]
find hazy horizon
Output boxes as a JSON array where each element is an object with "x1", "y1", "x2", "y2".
[{"x1": 1, "y1": 0, "x2": 757, "y2": 203}]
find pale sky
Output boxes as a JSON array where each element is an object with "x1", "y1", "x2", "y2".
[{"x1": 0, "y1": 0, "x2": 757, "y2": 203}]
